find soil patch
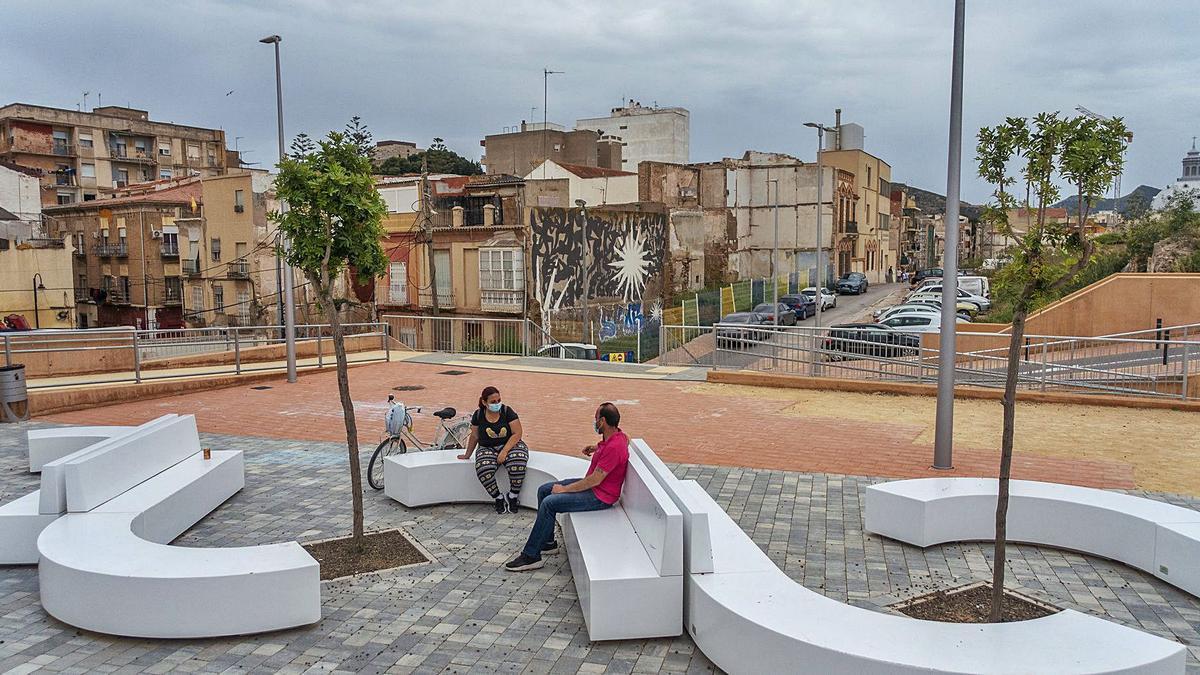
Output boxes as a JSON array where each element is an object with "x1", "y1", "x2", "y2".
[
  {"x1": 893, "y1": 582, "x2": 1058, "y2": 623},
  {"x1": 303, "y1": 529, "x2": 429, "y2": 580}
]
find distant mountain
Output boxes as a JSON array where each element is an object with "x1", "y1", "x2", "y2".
[
  {"x1": 1052, "y1": 184, "x2": 1160, "y2": 215},
  {"x1": 891, "y1": 183, "x2": 984, "y2": 220}
]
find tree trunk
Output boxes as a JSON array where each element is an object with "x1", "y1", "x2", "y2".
[
  {"x1": 321, "y1": 288, "x2": 366, "y2": 548},
  {"x1": 990, "y1": 299, "x2": 1030, "y2": 621}
]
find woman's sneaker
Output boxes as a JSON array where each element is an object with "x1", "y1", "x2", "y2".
[
  {"x1": 493, "y1": 498, "x2": 506, "y2": 514},
  {"x1": 540, "y1": 541, "x2": 560, "y2": 555},
  {"x1": 504, "y1": 553, "x2": 544, "y2": 572},
  {"x1": 506, "y1": 494, "x2": 520, "y2": 513}
]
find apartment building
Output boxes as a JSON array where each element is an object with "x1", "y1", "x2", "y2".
[
  {"x1": 481, "y1": 122, "x2": 621, "y2": 177},
  {"x1": 523, "y1": 160, "x2": 638, "y2": 206},
  {"x1": 576, "y1": 101, "x2": 690, "y2": 169},
  {"x1": 819, "y1": 119, "x2": 895, "y2": 282},
  {"x1": 42, "y1": 172, "x2": 284, "y2": 329},
  {"x1": 0, "y1": 103, "x2": 229, "y2": 207}
]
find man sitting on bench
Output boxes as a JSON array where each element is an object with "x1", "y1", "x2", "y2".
[{"x1": 505, "y1": 402, "x2": 629, "y2": 572}]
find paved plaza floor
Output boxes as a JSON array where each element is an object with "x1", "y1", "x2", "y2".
[{"x1": 2, "y1": 420, "x2": 1199, "y2": 672}]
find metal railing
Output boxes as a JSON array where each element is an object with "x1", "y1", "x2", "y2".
[
  {"x1": 4, "y1": 323, "x2": 391, "y2": 390},
  {"x1": 660, "y1": 323, "x2": 1198, "y2": 400},
  {"x1": 227, "y1": 261, "x2": 250, "y2": 278},
  {"x1": 381, "y1": 314, "x2": 567, "y2": 358},
  {"x1": 94, "y1": 243, "x2": 128, "y2": 257}
]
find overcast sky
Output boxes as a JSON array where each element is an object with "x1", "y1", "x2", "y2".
[{"x1": 5, "y1": 0, "x2": 1197, "y2": 203}]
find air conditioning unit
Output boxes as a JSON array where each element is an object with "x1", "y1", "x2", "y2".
[
  {"x1": 151, "y1": 229, "x2": 162, "y2": 239},
  {"x1": 92, "y1": 232, "x2": 100, "y2": 239}
]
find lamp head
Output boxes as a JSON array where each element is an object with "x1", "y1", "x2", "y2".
[
  {"x1": 259, "y1": 35, "x2": 281, "y2": 44},
  {"x1": 574, "y1": 199, "x2": 586, "y2": 208},
  {"x1": 803, "y1": 122, "x2": 821, "y2": 129}
]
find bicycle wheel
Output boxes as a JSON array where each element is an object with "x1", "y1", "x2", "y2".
[{"x1": 367, "y1": 436, "x2": 407, "y2": 490}]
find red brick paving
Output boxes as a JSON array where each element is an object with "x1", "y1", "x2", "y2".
[{"x1": 42, "y1": 361, "x2": 1136, "y2": 490}]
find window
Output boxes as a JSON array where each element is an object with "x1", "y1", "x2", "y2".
[
  {"x1": 187, "y1": 144, "x2": 200, "y2": 160},
  {"x1": 78, "y1": 273, "x2": 87, "y2": 293},
  {"x1": 389, "y1": 262, "x2": 408, "y2": 303},
  {"x1": 56, "y1": 192, "x2": 74, "y2": 205},
  {"x1": 158, "y1": 141, "x2": 171, "y2": 156},
  {"x1": 55, "y1": 164, "x2": 72, "y2": 185},
  {"x1": 83, "y1": 193, "x2": 96, "y2": 201},
  {"x1": 134, "y1": 139, "x2": 147, "y2": 156},
  {"x1": 74, "y1": 231, "x2": 84, "y2": 251},
  {"x1": 237, "y1": 292, "x2": 251, "y2": 323},
  {"x1": 234, "y1": 189, "x2": 245, "y2": 213},
  {"x1": 553, "y1": 144, "x2": 562, "y2": 152},
  {"x1": 165, "y1": 277, "x2": 182, "y2": 303},
  {"x1": 867, "y1": 166, "x2": 872, "y2": 184},
  {"x1": 120, "y1": 276, "x2": 131, "y2": 301},
  {"x1": 116, "y1": 168, "x2": 129, "y2": 187},
  {"x1": 160, "y1": 168, "x2": 172, "y2": 180},
  {"x1": 479, "y1": 248, "x2": 524, "y2": 290},
  {"x1": 115, "y1": 138, "x2": 127, "y2": 157},
  {"x1": 81, "y1": 163, "x2": 95, "y2": 178},
  {"x1": 212, "y1": 284, "x2": 224, "y2": 309},
  {"x1": 434, "y1": 250, "x2": 451, "y2": 301},
  {"x1": 210, "y1": 238, "x2": 221, "y2": 262},
  {"x1": 78, "y1": 132, "x2": 93, "y2": 148},
  {"x1": 191, "y1": 286, "x2": 204, "y2": 312},
  {"x1": 162, "y1": 231, "x2": 179, "y2": 255}
]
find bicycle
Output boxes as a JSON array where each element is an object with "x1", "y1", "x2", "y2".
[{"x1": 367, "y1": 394, "x2": 471, "y2": 490}]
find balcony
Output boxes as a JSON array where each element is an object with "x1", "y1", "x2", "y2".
[
  {"x1": 94, "y1": 243, "x2": 128, "y2": 257},
  {"x1": 228, "y1": 261, "x2": 250, "y2": 279},
  {"x1": 53, "y1": 141, "x2": 74, "y2": 156},
  {"x1": 183, "y1": 258, "x2": 201, "y2": 276},
  {"x1": 418, "y1": 290, "x2": 455, "y2": 309},
  {"x1": 840, "y1": 220, "x2": 859, "y2": 236},
  {"x1": 163, "y1": 289, "x2": 183, "y2": 306},
  {"x1": 109, "y1": 147, "x2": 157, "y2": 164},
  {"x1": 106, "y1": 288, "x2": 129, "y2": 305},
  {"x1": 480, "y1": 289, "x2": 524, "y2": 313},
  {"x1": 74, "y1": 287, "x2": 91, "y2": 303},
  {"x1": 161, "y1": 241, "x2": 179, "y2": 257}
]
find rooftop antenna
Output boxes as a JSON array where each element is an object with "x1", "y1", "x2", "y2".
[
  {"x1": 83, "y1": 91, "x2": 90, "y2": 110},
  {"x1": 97, "y1": 92, "x2": 102, "y2": 108}
]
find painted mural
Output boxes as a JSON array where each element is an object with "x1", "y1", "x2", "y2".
[{"x1": 529, "y1": 207, "x2": 667, "y2": 314}]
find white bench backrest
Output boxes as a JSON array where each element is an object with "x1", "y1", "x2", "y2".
[
  {"x1": 620, "y1": 452, "x2": 683, "y2": 577},
  {"x1": 63, "y1": 415, "x2": 201, "y2": 512},
  {"x1": 630, "y1": 439, "x2": 715, "y2": 574},
  {"x1": 38, "y1": 415, "x2": 177, "y2": 515}
]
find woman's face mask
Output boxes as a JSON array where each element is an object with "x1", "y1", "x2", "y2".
[{"x1": 488, "y1": 402, "x2": 502, "y2": 413}]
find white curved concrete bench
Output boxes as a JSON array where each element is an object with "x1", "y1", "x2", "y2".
[
  {"x1": 384, "y1": 448, "x2": 683, "y2": 641},
  {"x1": 629, "y1": 441, "x2": 1186, "y2": 675},
  {"x1": 27, "y1": 425, "x2": 133, "y2": 472},
  {"x1": 38, "y1": 450, "x2": 321, "y2": 638},
  {"x1": 865, "y1": 477, "x2": 1200, "y2": 600}
]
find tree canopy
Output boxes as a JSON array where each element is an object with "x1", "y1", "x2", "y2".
[{"x1": 376, "y1": 138, "x2": 483, "y2": 176}]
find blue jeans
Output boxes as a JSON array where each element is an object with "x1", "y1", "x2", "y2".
[{"x1": 521, "y1": 479, "x2": 611, "y2": 559}]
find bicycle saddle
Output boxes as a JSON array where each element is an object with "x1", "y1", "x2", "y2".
[{"x1": 433, "y1": 407, "x2": 457, "y2": 420}]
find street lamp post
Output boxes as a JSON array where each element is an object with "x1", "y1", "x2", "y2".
[
  {"x1": 804, "y1": 121, "x2": 836, "y2": 329},
  {"x1": 767, "y1": 177, "x2": 780, "y2": 328},
  {"x1": 260, "y1": 34, "x2": 297, "y2": 384},
  {"x1": 575, "y1": 199, "x2": 590, "y2": 344},
  {"x1": 32, "y1": 273, "x2": 46, "y2": 329},
  {"x1": 933, "y1": 0, "x2": 966, "y2": 470}
]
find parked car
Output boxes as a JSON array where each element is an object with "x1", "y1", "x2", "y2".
[
  {"x1": 878, "y1": 312, "x2": 969, "y2": 334},
  {"x1": 800, "y1": 287, "x2": 837, "y2": 310},
  {"x1": 822, "y1": 323, "x2": 920, "y2": 360},
  {"x1": 753, "y1": 302, "x2": 798, "y2": 326},
  {"x1": 910, "y1": 286, "x2": 992, "y2": 312},
  {"x1": 874, "y1": 304, "x2": 965, "y2": 324},
  {"x1": 910, "y1": 268, "x2": 943, "y2": 287},
  {"x1": 778, "y1": 294, "x2": 816, "y2": 320},
  {"x1": 716, "y1": 312, "x2": 769, "y2": 349},
  {"x1": 905, "y1": 297, "x2": 979, "y2": 318},
  {"x1": 536, "y1": 342, "x2": 598, "y2": 360},
  {"x1": 835, "y1": 272, "x2": 869, "y2": 295}
]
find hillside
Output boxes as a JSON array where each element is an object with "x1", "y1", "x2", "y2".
[
  {"x1": 1052, "y1": 184, "x2": 1160, "y2": 215},
  {"x1": 891, "y1": 183, "x2": 984, "y2": 220}
]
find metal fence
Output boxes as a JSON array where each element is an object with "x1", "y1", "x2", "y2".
[
  {"x1": 659, "y1": 322, "x2": 1199, "y2": 400},
  {"x1": 381, "y1": 315, "x2": 566, "y2": 358},
  {"x1": 4, "y1": 323, "x2": 391, "y2": 390}
]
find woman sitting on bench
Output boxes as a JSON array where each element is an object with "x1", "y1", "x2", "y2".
[{"x1": 458, "y1": 386, "x2": 529, "y2": 514}]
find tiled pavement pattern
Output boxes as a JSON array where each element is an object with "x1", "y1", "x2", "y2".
[{"x1": 1, "y1": 423, "x2": 1198, "y2": 673}]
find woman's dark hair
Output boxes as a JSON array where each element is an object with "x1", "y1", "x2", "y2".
[
  {"x1": 597, "y1": 402, "x2": 620, "y2": 428},
  {"x1": 478, "y1": 386, "x2": 500, "y2": 410}
]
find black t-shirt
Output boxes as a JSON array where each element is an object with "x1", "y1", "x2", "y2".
[{"x1": 471, "y1": 405, "x2": 519, "y2": 448}]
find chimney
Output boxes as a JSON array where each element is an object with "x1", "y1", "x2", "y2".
[
  {"x1": 520, "y1": 120, "x2": 527, "y2": 132},
  {"x1": 835, "y1": 109, "x2": 842, "y2": 150}
]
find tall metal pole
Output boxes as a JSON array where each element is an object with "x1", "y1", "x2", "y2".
[
  {"x1": 933, "y1": 0, "x2": 966, "y2": 470},
  {"x1": 576, "y1": 199, "x2": 590, "y2": 343},
  {"x1": 814, "y1": 129, "x2": 824, "y2": 328},
  {"x1": 31, "y1": 274, "x2": 42, "y2": 329},
  {"x1": 542, "y1": 69, "x2": 563, "y2": 179},
  {"x1": 768, "y1": 177, "x2": 779, "y2": 327},
  {"x1": 262, "y1": 35, "x2": 297, "y2": 383}
]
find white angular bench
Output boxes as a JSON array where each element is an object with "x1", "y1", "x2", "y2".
[
  {"x1": 384, "y1": 448, "x2": 683, "y2": 641},
  {"x1": 629, "y1": 441, "x2": 1187, "y2": 675},
  {"x1": 1, "y1": 416, "x2": 322, "y2": 638},
  {"x1": 865, "y1": 477, "x2": 1200, "y2": 601},
  {"x1": 38, "y1": 450, "x2": 320, "y2": 638},
  {"x1": 27, "y1": 425, "x2": 133, "y2": 472}
]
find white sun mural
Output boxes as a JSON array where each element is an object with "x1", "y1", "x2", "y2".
[{"x1": 609, "y1": 231, "x2": 652, "y2": 302}]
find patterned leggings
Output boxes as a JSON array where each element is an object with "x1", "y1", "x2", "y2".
[{"x1": 474, "y1": 441, "x2": 529, "y2": 499}]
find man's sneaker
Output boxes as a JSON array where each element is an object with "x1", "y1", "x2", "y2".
[
  {"x1": 504, "y1": 553, "x2": 544, "y2": 572},
  {"x1": 493, "y1": 498, "x2": 506, "y2": 514},
  {"x1": 541, "y1": 541, "x2": 560, "y2": 555},
  {"x1": 506, "y1": 494, "x2": 520, "y2": 513}
]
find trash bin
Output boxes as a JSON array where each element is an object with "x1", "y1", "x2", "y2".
[{"x1": 0, "y1": 364, "x2": 29, "y2": 422}]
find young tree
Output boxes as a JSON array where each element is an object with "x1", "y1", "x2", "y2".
[
  {"x1": 271, "y1": 120, "x2": 388, "y2": 548},
  {"x1": 976, "y1": 112, "x2": 1129, "y2": 620}
]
